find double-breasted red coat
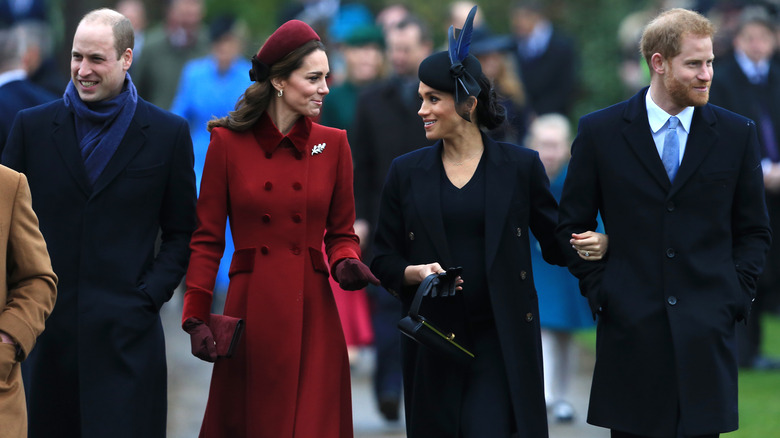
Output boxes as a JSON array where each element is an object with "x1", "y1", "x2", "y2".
[{"x1": 182, "y1": 112, "x2": 360, "y2": 438}]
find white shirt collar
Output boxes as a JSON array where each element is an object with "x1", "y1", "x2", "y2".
[
  {"x1": 645, "y1": 87, "x2": 694, "y2": 134},
  {"x1": 734, "y1": 49, "x2": 770, "y2": 83},
  {"x1": 0, "y1": 69, "x2": 27, "y2": 88}
]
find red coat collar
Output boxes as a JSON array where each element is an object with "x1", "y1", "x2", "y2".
[{"x1": 252, "y1": 112, "x2": 312, "y2": 155}]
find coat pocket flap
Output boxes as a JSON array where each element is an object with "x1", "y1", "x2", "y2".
[
  {"x1": 229, "y1": 247, "x2": 256, "y2": 277},
  {"x1": 309, "y1": 247, "x2": 330, "y2": 276}
]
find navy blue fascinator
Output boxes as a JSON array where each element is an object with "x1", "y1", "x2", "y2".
[{"x1": 418, "y1": 6, "x2": 482, "y2": 121}]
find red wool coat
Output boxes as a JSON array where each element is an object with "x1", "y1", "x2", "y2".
[{"x1": 183, "y1": 113, "x2": 360, "y2": 438}]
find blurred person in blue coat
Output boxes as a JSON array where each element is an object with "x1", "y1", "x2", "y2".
[
  {"x1": 170, "y1": 14, "x2": 250, "y2": 300},
  {"x1": 527, "y1": 113, "x2": 599, "y2": 423},
  {"x1": 0, "y1": 25, "x2": 56, "y2": 156}
]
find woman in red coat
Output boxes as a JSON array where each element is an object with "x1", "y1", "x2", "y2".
[{"x1": 181, "y1": 20, "x2": 378, "y2": 438}]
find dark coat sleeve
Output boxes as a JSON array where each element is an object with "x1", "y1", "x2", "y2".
[
  {"x1": 139, "y1": 115, "x2": 197, "y2": 310},
  {"x1": 369, "y1": 158, "x2": 411, "y2": 299},
  {"x1": 556, "y1": 115, "x2": 606, "y2": 315}
]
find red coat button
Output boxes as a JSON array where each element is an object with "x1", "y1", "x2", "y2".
[
  {"x1": 293, "y1": 182, "x2": 302, "y2": 191},
  {"x1": 261, "y1": 246, "x2": 269, "y2": 255},
  {"x1": 264, "y1": 182, "x2": 273, "y2": 190},
  {"x1": 292, "y1": 213, "x2": 302, "y2": 223},
  {"x1": 262, "y1": 214, "x2": 271, "y2": 223},
  {"x1": 265, "y1": 152, "x2": 273, "y2": 159}
]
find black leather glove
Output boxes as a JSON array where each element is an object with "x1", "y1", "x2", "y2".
[
  {"x1": 427, "y1": 266, "x2": 463, "y2": 297},
  {"x1": 183, "y1": 317, "x2": 217, "y2": 362},
  {"x1": 334, "y1": 258, "x2": 381, "y2": 291}
]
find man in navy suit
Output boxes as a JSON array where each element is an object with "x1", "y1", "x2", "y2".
[
  {"x1": 0, "y1": 25, "x2": 56, "y2": 155},
  {"x1": 2, "y1": 8, "x2": 196, "y2": 438},
  {"x1": 557, "y1": 8, "x2": 771, "y2": 438}
]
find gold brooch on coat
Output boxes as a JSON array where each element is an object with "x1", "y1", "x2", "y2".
[{"x1": 312, "y1": 143, "x2": 326, "y2": 155}]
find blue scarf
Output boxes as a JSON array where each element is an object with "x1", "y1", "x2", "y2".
[{"x1": 63, "y1": 72, "x2": 138, "y2": 186}]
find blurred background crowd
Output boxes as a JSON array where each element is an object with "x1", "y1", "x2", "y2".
[{"x1": 2, "y1": 0, "x2": 780, "y2": 436}]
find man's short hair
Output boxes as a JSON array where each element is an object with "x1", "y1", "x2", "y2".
[
  {"x1": 640, "y1": 8, "x2": 714, "y2": 68},
  {"x1": 80, "y1": 8, "x2": 134, "y2": 59}
]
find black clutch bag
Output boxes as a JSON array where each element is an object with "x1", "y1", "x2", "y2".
[{"x1": 397, "y1": 270, "x2": 474, "y2": 363}]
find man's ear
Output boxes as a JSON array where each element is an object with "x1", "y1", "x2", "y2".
[
  {"x1": 122, "y1": 48, "x2": 133, "y2": 71},
  {"x1": 650, "y1": 52, "x2": 666, "y2": 75}
]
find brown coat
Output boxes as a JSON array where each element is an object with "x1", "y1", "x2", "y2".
[{"x1": 0, "y1": 165, "x2": 57, "y2": 438}]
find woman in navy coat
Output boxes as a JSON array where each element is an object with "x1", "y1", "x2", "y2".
[{"x1": 370, "y1": 7, "x2": 606, "y2": 437}]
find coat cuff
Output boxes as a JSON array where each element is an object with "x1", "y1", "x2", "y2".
[
  {"x1": 182, "y1": 289, "x2": 212, "y2": 326},
  {"x1": 0, "y1": 311, "x2": 36, "y2": 361}
]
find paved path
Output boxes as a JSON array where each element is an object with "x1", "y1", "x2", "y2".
[{"x1": 163, "y1": 297, "x2": 607, "y2": 438}]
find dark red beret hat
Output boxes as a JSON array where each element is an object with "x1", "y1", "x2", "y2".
[
  {"x1": 250, "y1": 20, "x2": 320, "y2": 82},
  {"x1": 257, "y1": 20, "x2": 320, "y2": 66}
]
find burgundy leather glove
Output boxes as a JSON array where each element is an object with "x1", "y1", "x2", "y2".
[
  {"x1": 183, "y1": 317, "x2": 217, "y2": 362},
  {"x1": 335, "y1": 258, "x2": 380, "y2": 291}
]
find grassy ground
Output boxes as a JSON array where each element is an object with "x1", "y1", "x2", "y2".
[
  {"x1": 727, "y1": 314, "x2": 780, "y2": 437},
  {"x1": 575, "y1": 314, "x2": 780, "y2": 437}
]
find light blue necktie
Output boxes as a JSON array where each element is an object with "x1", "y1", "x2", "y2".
[{"x1": 662, "y1": 116, "x2": 680, "y2": 182}]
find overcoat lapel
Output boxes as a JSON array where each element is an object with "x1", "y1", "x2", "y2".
[
  {"x1": 668, "y1": 105, "x2": 717, "y2": 198},
  {"x1": 91, "y1": 101, "x2": 148, "y2": 197},
  {"x1": 484, "y1": 137, "x2": 514, "y2": 271},
  {"x1": 411, "y1": 142, "x2": 453, "y2": 267},
  {"x1": 622, "y1": 90, "x2": 672, "y2": 191},
  {"x1": 52, "y1": 105, "x2": 91, "y2": 196}
]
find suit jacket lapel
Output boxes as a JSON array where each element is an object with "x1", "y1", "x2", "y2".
[
  {"x1": 91, "y1": 101, "x2": 148, "y2": 196},
  {"x1": 484, "y1": 137, "x2": 514, "y2": 271},
  {"x1": 622, "y1": 89, "x2": 672, "y2": 191},
  {"x1": 52, "y1": 104, "x2": 91, "y2": 196},
  {"x1": 669, "y1": 105, "x2": 717, "y2": 197},
  {"x1": 411, "y1": 142, "x2": 454, "y2": 267}
]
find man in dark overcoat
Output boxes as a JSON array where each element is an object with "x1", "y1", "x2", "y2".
[
  {"x1": 557, "y1": 8, "x2": 771, "y2": 438},
  {"x1": 2, "y1": 8, "x2": 196, "y2": 438}
]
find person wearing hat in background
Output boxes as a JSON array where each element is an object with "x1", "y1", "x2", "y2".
[
  {"x1": 170, "y1": 14, "x2": 251, "y2": 307},
  {"x1": 370, "y1": 7, "x2": 607, "y2": 437},
  {"x1": 470, "y1": 25, "x2": 532, "y2": 144},
  {"x1": 181, "y1": 19, "x2": 379, "y2": 438}
]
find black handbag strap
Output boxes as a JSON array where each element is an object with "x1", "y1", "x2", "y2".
[{"x1": 409, "y1": 273, "x2": 438, "y2": 319}]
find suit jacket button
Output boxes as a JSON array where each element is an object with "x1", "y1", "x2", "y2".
[
  {"x1": 666, "y1": 201, "x2": 675, "y2": 211},
  {"x1": 667, "y1": 296, "x2": 678, "y2": 306},
  {"x1": 516, "y1": 227, "x2": 522, "y2": 237},
  {"x1": 408, "y1": 232, "x2": 415, "y2": 240},
  {"x1": 666, "y1": 248, "x2": 676, "y2": 258},
  {"x1": 525, "y1": 312, "x2": 534, "y2": 322},
  {"x1": 520, "y1": 270, "x2": 527, "y2": 280}
]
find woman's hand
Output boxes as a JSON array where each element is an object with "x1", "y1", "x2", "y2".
[
  {"x1": 403, "y1": 263, "x2": 463, "y2": 290},
  {"x1": 570, "y1": 231, "x2": 608, "y2": 261}
]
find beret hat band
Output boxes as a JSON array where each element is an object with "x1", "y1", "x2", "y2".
[{"x1": 249, "y1": 20, "x2": 321, "y2": 82}]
